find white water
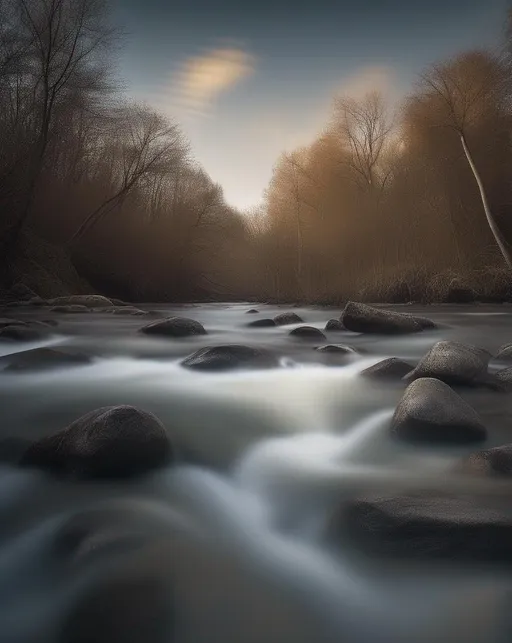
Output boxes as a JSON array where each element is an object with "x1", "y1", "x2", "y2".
[{"x1": 1, "y1": 302, "x2": 512, "y2": 642}]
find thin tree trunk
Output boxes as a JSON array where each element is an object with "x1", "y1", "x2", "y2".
[{"x1": 460, "y1": 132, "x2": 512, "y2": 271}]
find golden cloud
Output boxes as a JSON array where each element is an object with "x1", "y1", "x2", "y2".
[{"x1": 175, "y1": 47, "x2": 255, "y2": 115}]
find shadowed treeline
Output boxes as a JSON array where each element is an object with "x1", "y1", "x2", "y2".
[{"x1": 0, "y1": 0, "x2": 512, "y2": 303}]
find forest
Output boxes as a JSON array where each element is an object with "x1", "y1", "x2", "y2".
[{"x1": 1, "y1": 0, "x2": 512, "y2": 304}]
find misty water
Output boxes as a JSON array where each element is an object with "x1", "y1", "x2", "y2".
[{"x1": 2, "y1": 303, "x2": 512, "y2": 642}]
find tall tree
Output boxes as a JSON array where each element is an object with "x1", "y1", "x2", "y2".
[{"x1": 419, "y1": 52, "x2": 512, "y2": 270}]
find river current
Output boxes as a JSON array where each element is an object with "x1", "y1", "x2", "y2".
[{"x1": 1, "y1": 302, "x2": 512, "y2": 643}]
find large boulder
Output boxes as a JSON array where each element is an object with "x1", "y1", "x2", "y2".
[
  {"x1": 289, "y1": 326, "x2": 326, "y2": 340},
  {"x1": 20, "y1": 405, "x2": 172, "y2": 479},
  {"x1": 334, "y1": 493, "x2": 512, "y2": 562},
  {"x1": 360, "y1": 357, "x2": 414, "y2": 380},
  {"x1": 47, "y1": 295, "x2": 113, "y2": 308},
  {"x1": 0, "y1": 325, "x2": 47, "y2": 341},
  {"x1": 181, "y1": 345, "x2": 277, "y2": 371},
  {"x1": 325, "y1": 319, "x2": 345, "y2": 332},
  {"x1": 1, "y1": 348, "x2": 92, "y2": 373},
  {"x1": 391, "y1": 378, "x2": 487, "y2": 444},
  {"x1": 273, "y1": 312, "x2": 304, "y2": 326},
  {"x1": 139, "y1": 317, "x2": 206, "y2": 338},
  {"x1": 341, "y1": 301, "x2": 435, "y2": 334},
  {"x1": 456, "y1": 444, "x2": 512, "y2": 478},
  {"x1": 404, "y1": 340, "x2": 491, "y2": 387},
  {"x1": 247, "y1": 318, "x2": 276, "y2": 328}
]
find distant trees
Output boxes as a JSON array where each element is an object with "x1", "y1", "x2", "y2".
[
  {"x1": 1, "y1": 0, "x2": 511, "y2": 304},
  {"x1": 0, "y1": 0, "x2": 250, "y2": 300},
  {"x1": 256, "y1": 38, "x2": 512, "y2": 303}
]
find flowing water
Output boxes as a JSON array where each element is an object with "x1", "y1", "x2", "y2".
[{"x1": 2, "y1": 302, "x2": 512, "y2": 642}]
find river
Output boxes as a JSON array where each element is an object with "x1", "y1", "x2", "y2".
[{"x1": 1, "y1": 302, "x2": 512, "y2": 643}]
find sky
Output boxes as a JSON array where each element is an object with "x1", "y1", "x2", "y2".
[{"x1": 111, "y1": 0, "x2": 510, "y2": 211}]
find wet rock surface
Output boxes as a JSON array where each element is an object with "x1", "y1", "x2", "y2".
[
  {"x1": 360, "y1": 357, "x2": 414, "y2": 379},
  {"x1": 139, "y1": 316, "x2": 207, "y2": 337},
  {"x1": 457, "y1": 444, "x2": 512, "y2": 478},
  {"x1": 404, "y1": 340, "x2": 491, "y2": 387},
  {"x1": 247, "y1": 318, "x2": 276, "y2": 328},
  {"x1": 274, "y1": 312, "x2": 304, "y2": 325},
  {"x1": 341, "y1": 301, "x2": 436, "y2": 334},
  {"x1": 21, "y1": 405, "x2": 173, "y2": 479},
  {"x1": 391, "y1": 378, "x2": 487, "y2": 444},
  {"x1": 336, "y1": 493, "x2": 512, "y2": 562},
  {"x1": 1, "y1": 348, "x2": 92, "y2": 373},
  {"x1": 289, "y1": 326, "x2": 326, "y2": 340},
  {"x1": 325, "y1": 319, "x2": 345, "y2": 331},
  {"x1": 181, "y1": 345, "x2": 278, "y2": 371}
]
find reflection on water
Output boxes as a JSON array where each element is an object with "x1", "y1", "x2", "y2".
[{"x1": 1, "y1": 303, "x2": 512, "y2": 641}]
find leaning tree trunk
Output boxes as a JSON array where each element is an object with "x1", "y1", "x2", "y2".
[{"x1": 460, "y1": 132, "x2": 512, "y2": 271}]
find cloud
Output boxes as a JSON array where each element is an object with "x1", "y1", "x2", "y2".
[{"x1": 173, "y1": 47, "x2": 255, "y2": 116}]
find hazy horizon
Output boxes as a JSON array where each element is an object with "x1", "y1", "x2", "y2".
[{"x1": 112, "y1": 0, "x2": 509, "y2": 211}]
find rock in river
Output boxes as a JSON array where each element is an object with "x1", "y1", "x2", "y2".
[
  {"x1": 360, "y1": 357, "x2": 414, "y2": 380},
  {"x1": 274, "y1": 312, "x2": 304, "y2": 325},
  {"x1": 0, "y1": 325, "x2": 48, "y2": 341},
  {"x1": 181, "y1": 345, "x2": 277, "y2": 371},
  {"x1": 404, "y1": 340, "x2": 491, "y2": 387},
  {"x1": 341, "y1": 301, "x2": 435, "y2": 334},
  {"x1": 325, "y1": 319, "x2": 345, "y2": 331},
  {"x1": 334, "y1": 492, "x2": 512, "y2": 562},
  {"x1": 391, "y1": 377, "x2": 487, "y2": 444},
  {"x1": 456, "y1": 444, "x2": 512, "y2": 478},
  {"x1": 139, "y1": 316, "x2": 206, "y2": 337},
  {"x1": 1, "y1": 347, "x2": 92, "y2": 373},
  {"x1": 289, "y1": 326, "x2": 326, "y2": 340},
  {"x1": 247, "y1": 318, "x2": 276, "y2": 328},
  {"x1": 21, "y1": 405, "x2": 173, "y2": 479},
  {"x1": 495, "y1": 344, "x2": 512, "y2": 361}
]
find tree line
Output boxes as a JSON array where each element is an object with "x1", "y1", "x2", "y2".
[{"x1": 1, "y1": 0, "x2": 511, "y2": 303}]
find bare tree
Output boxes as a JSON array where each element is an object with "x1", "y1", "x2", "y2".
[
  {"x1": 332, "y1": 90, "x2": 394, "y2": 191},
  {"x1": 420, "y1": 52, "x2": 512, "y2": 270},
  {"x1": 3, "y1": 0, "x2": 116, "y2": 248},
  {"x1": 68, "y1": 104, "x2": 188, "y2": 244}
]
